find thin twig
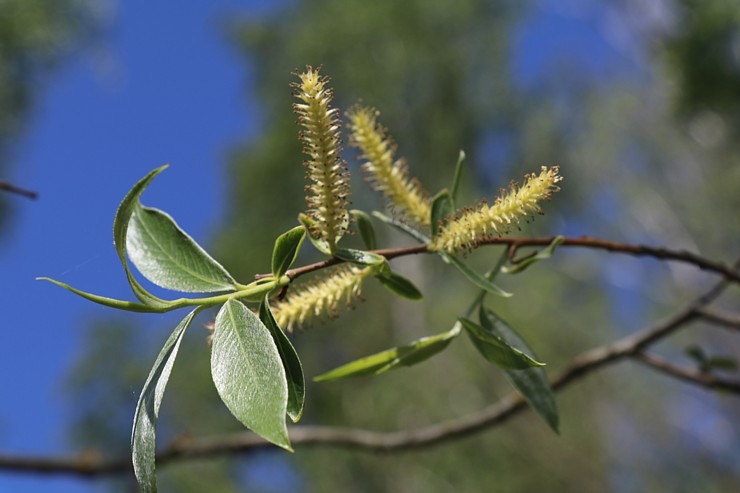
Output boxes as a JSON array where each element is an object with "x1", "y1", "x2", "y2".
[
  {"x1": 1, "y1": 273, "x2": 734, "y2": 477},
  {"x1": 695, "y1": 307, "x2": 740, "y2": 331},
  {"x1": 0, "y1": 180, "x2": 38, "y2": 200},
  {"x1": 633, "y1": 352, "x2": 740, "y2": 393}
]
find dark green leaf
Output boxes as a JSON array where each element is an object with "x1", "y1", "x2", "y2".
[
  {"x1": 128, "y1": 205, "x2": 237, "y2": 293},
  {"x1": 211, "y1": 299, "x2": 291, "y2": 450},
  {"x1": 430, "y1": 189, "x2": 452, "y2": 238},
  {"x1": 314, "y1": 324, "x2": 461, "y2": 381},
  {"x1": 351, "y1": 209, "x2": 377, "y2": 250},
  {"x1": 460, "y1": 317, "x2": 543, "y2": 369},
  {"x1": 479, "y1": 307, "x2": 559, "y2": 432},
  {"x1": 450, "y1": 150, "x2": 466, "y2": 209},
  {"x1": 705, "y1": 357, "x2": 738, "y2": 371},
  {"x1": 112, "y1": 166, "x2": 174, "y2": 308},
  {"x1": 132, "y1": 309, "x2": 197, "y2": 493},
  {"x1": 271, "y1": 226, "x2": 306, "y2": 278},
  {"x1": 334, "y1": 248, "x2": 386, "y2": 266},
  {"x1": 441, "y1": 253, "x2": 512, "y2": 298},
  {"x1": 502, "y1": 236, "x2": 565, "y2": 274},
  {"x1": 259, "y1": 297, "x2": 305, "y2": 422},
  {"x1": 371, "y1": 211, "x2": 429, "y2": 243},
  {"x1": 376, "y1": 272, "x2": 423, "y2": 300}
]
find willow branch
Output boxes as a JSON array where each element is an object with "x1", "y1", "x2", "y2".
[
  {"x1": 0, "y1": 180, "x2": 38, "y2": 200},
  {"x1": 2, "y1": 272, "x2": 736, "y2": 478},
  {"x1": 695, "y1": 307, "x2": 740, "y2": 331},
  {"x1": 281, "y1": 236, "x2": 739, "y2": 283}
]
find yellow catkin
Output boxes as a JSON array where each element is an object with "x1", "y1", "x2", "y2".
[
  {"x1": 293, "y1": 67, "x2": 350, "y2": 251},
  {"x1": 347, "y1": 105, "x2": 431, "y2": 226},
  {"x1": 272, "y1": 265, "x2": 371, "y2": 332},
  {"x1": 430, "y1": 166, "x2": 562, "y2": 254}
]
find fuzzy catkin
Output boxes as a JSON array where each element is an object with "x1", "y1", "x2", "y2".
[
  {"x1": 293, "y1": 67, "x2": 350, "y2": 251},
  {"x1": 430, "y1": 166, "x2": 562, "y2": 254}
]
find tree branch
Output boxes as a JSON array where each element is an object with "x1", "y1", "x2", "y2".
[
  {"x1": 633, "y1": 352, "x2": 740, "y2": 393},
  {"x1": 695, "y1": 307, "x2": 740, "y2": 332},
  {"x1": 282, "y1": 236, "x2": 739, "y2": 283},
  {"x1": 2, "y1": 271, "x2": 736, "y2": 478},
  {"x1": 0, "y1": 180, "x2": 38, "y2": 200}
]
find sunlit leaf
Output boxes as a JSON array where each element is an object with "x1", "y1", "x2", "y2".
[
  {"x1": 271, "y1": 226, "x2": 306, "y2": 278},
  {"x1": 502, "y1": 236, "x2": 565, "y2": 274},
  {"x1": 211, "y1": 299, "x2": 291, "y2": 450},
  {"x1": 112, "y1": 166, "x2": 174, "y2": 308},
  {"x1": 128, "y1": 204, "x2": 237, "y2": 293},
  {"x1": 334, "y1": 248, "x2": 386, "y2": 266},
  {"x1": 132, "y1": 309, "x2": 197, "y2": 493},
  {"x1": 314, "y1": 324, "x2": 461, "y2": 381},
  {"x1": 259, "y1": 297, "x2": 305, "y2": 422},
  {"x1": 479, "y1": 307, "x2": 559, "y2": 432}
]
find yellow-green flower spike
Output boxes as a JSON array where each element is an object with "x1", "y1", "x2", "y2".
[
  {"x1": 272, "y1": 265, "x2": 372, "y2": 332},
  {"x1": 430, "y1": 166, "x2": 562, "y2": 254},
  {"x1": 347, "y1": 105, "x2": 431, "y2": 226},
  {"x1": 293, "y1": 67, "x2": 350, "y2": 252}
]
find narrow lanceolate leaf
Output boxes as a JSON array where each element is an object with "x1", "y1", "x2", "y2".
[
  {"x1": 351, "y1": 209, "x2": 377, "y2": 250},
  {"x1": 479, "y1": 307, "x2": 559, "y2": 432},
  {"x1": 441, "y1": 253, "x2": 512, "y2": 298},
  {"x1": 271, "y1": 226, "x2": 306, "y2": 278},
  {"x1": 450, "y1": 150, "x2": 466, "y2": 209},
  {"x1": 211, "y1": 299, "x2": 291, "y2": 450},
  {"x1": 314, "y1": 324, "x2": 461, "y2": 382},
  {"x1": 35, "y1": 277, "x2": 167, "y2": 313},
  {"x1": 132, "y1": 309, "x2": 197, "y2": 493},
  {"x1": 430, "y1": 189, "x2": 452, "y2": 238},
  {"x1": 460, "y1": 318, "x2": 543, "y2": 369},
  {"x1": 259, "y1": 297, "x2": 305, "y2": 422},
  {"x1": 372, "y1": 211, "x2": 430, "y2": 244},
  {"x1": 127, "y1": 204, "x2": 237, "y2": 293},
  {"x1": 501, "y1": 236, "x2": 565, "y2": 274},
  {"x1": 113, "y1": 166, "x2": 174, "y2": 308},
  {"x1": 376, "y1": 271, "x2": 423, "y2": 300}
]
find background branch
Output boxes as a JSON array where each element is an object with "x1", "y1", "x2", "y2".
[
  {"x1": 2, "y1": 270, "x2": 736, "y2": 478},
  {"x1": 0, "y1": 180, "x2": 38, "y2": 200}
]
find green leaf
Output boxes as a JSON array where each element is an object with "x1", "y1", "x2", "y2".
[
  {"x1": 441, "y1": 253, "x2": 512, "y2": 298},
  {"x1": 376, "y1": 272, "x2": 423, "y2": 300},
  {"x1": 460, "y1": 317, "x2": 543, "y2": 369},
  {"x1": 705, "y1": 357, "x2": 738, "y2": 371},
  {"x1": 502, "y1": 236, "x2": 565, "y2": 274},
  {"x1": 259, "y1": 297, "x2": 305, "y2": 422},
  {"x1": 430, "y1": 189, "x2": 452, "y2": 238},
  {"x1": 351, "y1": 209, "x2": 377, "y2": 250},
  {"x1": 298, "y1": 213, "x2": 332, "y2": 255},
  {"x1": 112, "y1": 166, "x2": 174, "y2": 308},
  {"x1": 450, "y1": 150, "x2": 466, "y2": 209},
  {"x1": 334, "y1": 248, "x2": 386, "y2": 267},
  {"x1": 132, "y1": 309, "x2": 197, "y2": 493},
  {"x1": 271, "y1": 226, "x2": 306, "y2": 278},
  {"x1": 479, "y1": 307, "x2": 559, "y2": 432},
  {"x1": 36, "y1": 277, "x2": 168, "y2": 313},
  {"x1": 128, "y1": 204, "x2": 237, "y2": 293},
  {"x1": 372, "y1": 211, "x2": 429, "y2": 243},
  {"x1": 211, "y1": 299, "x2": 291, "y2": 450},
  {"x1": 314, "y1": 324, "x2": 461, "y2": 381}
]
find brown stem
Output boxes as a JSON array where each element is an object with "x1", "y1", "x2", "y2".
[{"x1": 0, "y1": 180, "x2": 38, "y2": 200}]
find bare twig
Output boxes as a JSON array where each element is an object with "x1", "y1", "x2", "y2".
[
  {"x1": 633, "y1": 352, "x2": 740, "y2": 393},
  {"x1": 0, "y1": 180, "x2": 38, "y2": 200},
  {"x1": 1, "y1": 272, "x2": 735, "y2": 478},
  {"x1": 695, "y1": 307, "x2": 740, "y2": 331}
]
